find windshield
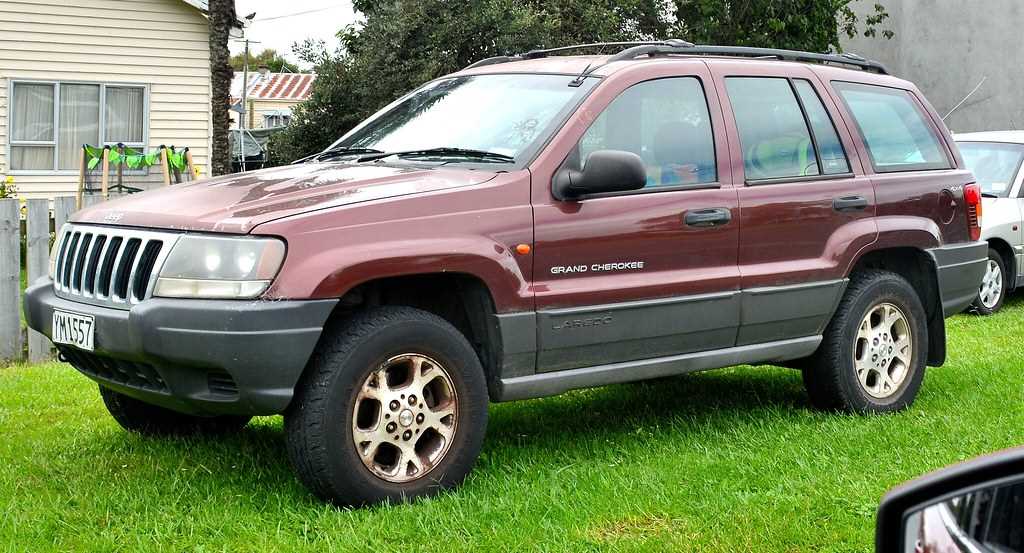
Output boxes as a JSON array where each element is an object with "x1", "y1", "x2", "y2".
[
  {"x1": 328, "y1": 74, "x2": 594, "y2": 164},
  {"x1": 958, "y1": 141, "x2": 1024, "y2": 197}
]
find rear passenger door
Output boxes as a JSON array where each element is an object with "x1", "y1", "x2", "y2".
[{"x1": 711, "y1": 63, "x2": 877, "y2": 346}]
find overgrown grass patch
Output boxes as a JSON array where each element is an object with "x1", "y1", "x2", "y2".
[{"x1": 2, "y1": 298, "x2": 1023, "y2": 552}]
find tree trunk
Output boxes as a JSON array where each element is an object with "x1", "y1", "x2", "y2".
[{"x1": 209, "y1": 0, "x2": 236, "y2": 177}]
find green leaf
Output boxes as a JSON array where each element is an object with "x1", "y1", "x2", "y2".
[{"x1": 168, "y1": 151, "x2": 186, "y2": 170}]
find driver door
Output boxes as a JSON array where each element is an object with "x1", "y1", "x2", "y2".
[{"x1": 529, "y1": 63, "x2": 741, "y2": 373}]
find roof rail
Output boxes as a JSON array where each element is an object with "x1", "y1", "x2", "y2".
[
  {"x1": 522, "y1": 39, "x2": 694, "y2": 59},
  {"x1": 463, "y1": 40, "x2": 889, "y2": 77},
  {"x1": 464, "y1": 55, "x2": 521, "y2": 70},
  {"x1": 568, "y1": 43, "x2": 888, "y2": 84},
  {"x1": 461, "y1": 39, "x2": 694, "y2": 70},
  {"x1": 677, "y1": 45, "x2": 888, "y2": 74}
]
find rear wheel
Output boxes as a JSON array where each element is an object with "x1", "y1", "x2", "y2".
[
  {"x1": 99, "y1": 386, "x2": 251, "y2": 435},
  {"x1": 284, "y1": 306, "x2": 488, "y2": 506},
  {"x1": 803, "y1": 270, "x2": 928, "y2": 414},
  {"x1": 971, "y1": 248, "x2": 1007, "y2": 315}
]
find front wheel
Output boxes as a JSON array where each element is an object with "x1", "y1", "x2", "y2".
[
  {"x1": 971, "y1": 248, "x2": 1007, "y2": 315},
  {"x1": 284, "y1": 307, "x2": 488, "y2": 507},
  {"x1": 803, "y1": 270, "x2": 928, "y2": 414}
]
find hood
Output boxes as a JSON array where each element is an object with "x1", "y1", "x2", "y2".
[{"x1": 72, "y1": 163, "x2": 498, "y2": 233}]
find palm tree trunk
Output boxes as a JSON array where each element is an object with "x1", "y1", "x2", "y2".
[{"x1": 209, "y1": 0, "x2": 236, "y2": 176}]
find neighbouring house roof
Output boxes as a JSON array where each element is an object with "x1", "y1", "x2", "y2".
[
  {"x1": 179, "y1": 0, "x2": 244, "y2": 27},
  {"x1": 180, "y1": 0, "x2": 209, "y2": 12},
  {"x1": 231, "y1": 72, "x2": 316, "y2": 102}
]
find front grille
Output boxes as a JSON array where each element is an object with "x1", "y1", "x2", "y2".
[
  {"x1": 53, "y1": 224, "x2": 178, "y2": 309},
  {"x1": 59, "y1": 347, "x2": 169, "y2": 393}
]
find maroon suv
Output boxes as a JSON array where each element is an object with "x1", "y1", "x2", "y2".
[{"x1": 24, "y1": 41, "x2": 988, "y2": 506}]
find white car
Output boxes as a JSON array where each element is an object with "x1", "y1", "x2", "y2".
[{"x1": 955, "y1": 131, "x2": 1024, "y2": 314}]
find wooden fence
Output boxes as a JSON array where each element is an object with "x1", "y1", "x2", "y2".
[{"x1": 1, "y1": 196, "x2": 103, "y2": 364}]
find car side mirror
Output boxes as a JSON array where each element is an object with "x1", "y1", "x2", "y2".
[
  {"x1": 553, "y1": 149, "x2": 646, "y2": 201},
  {"x1": 876, "y1": 446, "x2": 1024, "y2": 553}
]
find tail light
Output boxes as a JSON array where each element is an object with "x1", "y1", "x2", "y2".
[{"x1": 964, "y1": 183, "x2": 982, "y2": 241}]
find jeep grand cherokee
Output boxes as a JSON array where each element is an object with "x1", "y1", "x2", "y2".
[{"x1": 25, "y1": 40, "x2": 987, "y2": 506}]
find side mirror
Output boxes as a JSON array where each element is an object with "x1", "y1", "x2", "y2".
[
  {"x1": 553, "y1": 149, "x2": 646, "y2": 200},
  {"x1": 876, "y1": 446, "x2": 1024, "y2": 553}
]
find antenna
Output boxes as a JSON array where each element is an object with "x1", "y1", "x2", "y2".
[{"x1": 943, "y1": 76, "x2": 987, "y2": 121}]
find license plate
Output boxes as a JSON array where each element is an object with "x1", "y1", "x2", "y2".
[{"x1": 52, "y1": 310, "x2": 95, "y2": 351}]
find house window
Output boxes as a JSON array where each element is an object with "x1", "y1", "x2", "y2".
[
  {"x1": 263, "y1": 113, "x2": 291, "y2": 128},
  {"x1": 9, "y1": 81, "x2": 147, "y2": 172}
]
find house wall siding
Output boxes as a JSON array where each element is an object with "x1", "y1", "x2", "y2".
[{"x1": 0, "y1": 0, "x2": 212, "y2": 199}]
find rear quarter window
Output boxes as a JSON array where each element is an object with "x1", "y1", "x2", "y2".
[{"x1": 834, "y1": 82, "x2": 951, "y2": 173}]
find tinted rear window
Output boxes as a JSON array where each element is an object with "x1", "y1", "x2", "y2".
[
  {"x1": 793, "y1": 80, "x2": 850, "y2": 175},
  {"x1": 726, "y1": 77, "x2": 819, "y2": 180},
  {"x1": 834, "y1": 82, "x2": 950, "y2": 173}
]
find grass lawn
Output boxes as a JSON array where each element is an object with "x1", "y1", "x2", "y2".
[{"x1": 2, "y1": 298, "x2": 1023, "y2": 552}]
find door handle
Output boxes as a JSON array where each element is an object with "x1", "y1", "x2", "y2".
[
  {"x1": 684, "y1": 207, "x2": 732, "y2": 227},
  {"x1": 833, "y1": 195, "x2": 869, "y2": 212}
]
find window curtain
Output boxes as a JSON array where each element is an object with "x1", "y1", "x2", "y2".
[
  {"x1": 58, "y1": 84, "x2": 100, "y2": 170},
  {"x1": 105, "y1": 87, "x2": 144, "y2": 144},
  {"x1": 10, "y1": 83, "x2": 55, "y2": 170}
]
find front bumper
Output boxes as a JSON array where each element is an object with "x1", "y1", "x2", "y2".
[
  {"x1": 24, "y1": 280, "x2": 337, "y2": 416},
  {"x1": 927, "y1": 241, "x2": 988, "y2": 317}
]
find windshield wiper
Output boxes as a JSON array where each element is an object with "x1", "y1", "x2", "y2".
[
  {"x1": 981, "y1": 192, "x2": 1000, "y2": 198},
  {"x1": 356, "y1": 147, "x2": 514, "y2": 163},
  {"x1": 293, "y1": 146, "x2": 384, "y2": 164}
]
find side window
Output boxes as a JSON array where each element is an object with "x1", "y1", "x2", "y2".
[
  {"x1": 726, "y1": 77, "x2": 820, "y2": 180},
  {"x1": 834, "y1": 82, "x2": 950, "y2": 173},
  {"x1": 793, "y1": 80, "x2": 851, "y2": 175},
  {"x1": 577, "y1": 77, "x2": 717, "y2": 188}
]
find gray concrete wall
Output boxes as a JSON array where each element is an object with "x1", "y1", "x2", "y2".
[{"x1": 841, "y1": 0, "x2": 1023, "y2": 133}]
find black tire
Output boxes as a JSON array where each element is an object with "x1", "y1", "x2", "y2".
[
  {"x1": 99, "y1": 385, "x2": 251, "y2": 435},
  {"x1": 803, "y1": 270, "x2": 928, "y2": 414},
  {"x1": 284, "y1": 306, "x2": 489, "y2": 507},
  {"x1": 970, "y1": 248, "x2": 1007, "y2": 316}
]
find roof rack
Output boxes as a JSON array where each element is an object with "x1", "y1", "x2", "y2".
[
  {"x1": 463, "y1": 40, "x2": 889, "y2": 77},
  {"x1": 522, "y1": 39, "x2": 694, "y2": 59},
  {"x1": 463, "y1": 39, "x2": 693, "y2": 70}
]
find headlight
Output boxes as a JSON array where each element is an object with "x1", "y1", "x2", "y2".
[{"x1": 153, "y1": 235, "x2": 286, "y2": 299}]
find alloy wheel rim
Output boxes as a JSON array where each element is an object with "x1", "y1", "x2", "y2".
[
  {"x1": 979, "y1": 259, "x2": 1003, "y2": 309},
  {"x1": 854, "y1": 302, "x2": 913, "y2": 399},
  {"x1": 351, "y1": 353, "x2": 459, "y2": 483}
]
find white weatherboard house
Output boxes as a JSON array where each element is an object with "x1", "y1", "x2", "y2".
[{"x1": 0, "y1": 0, "x2": 216, "y2": 199}]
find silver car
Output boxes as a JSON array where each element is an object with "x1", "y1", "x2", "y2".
[{"x1": 955, "y1": 131, "x2": 1024, "y2": 314}]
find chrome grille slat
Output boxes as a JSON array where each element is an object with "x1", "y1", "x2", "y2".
[
  {"x1": 123, "y1": 240, "x2": 146, "y2": 302},
  {"x1": 107, "y1": 237, "x2": 133, "y2": 302},
  {"x1": 61, "y1": 232, "x2": 81, "y2": 290},
  {"x1": 51, "y1": 224, "x2": 180, "y2": 310},
  {"x1": 83, "y1": 235, "x2": 109, "y2": 297},
  {"x1": 112, "y1": 238, "x2": 141, "y2": 302},
  {"x1": 53, "y1": 230, "x2": 72, "y2": 288},
  {"x1": 132, "y1": 242, "x2": 164, "y2": 302},
  {"x1": 71, "y1": 233, "x2": 93, "y2": 292},
  {"x1": 97, "y1": 237, "x2": 123, "y2": 299}
]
